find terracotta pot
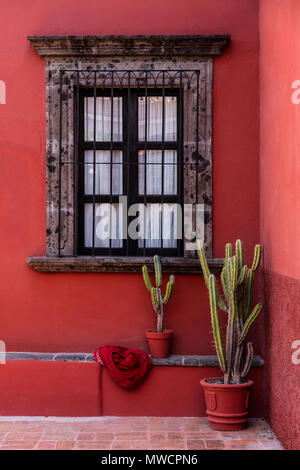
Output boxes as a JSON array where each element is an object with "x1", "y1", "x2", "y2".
[
  {"x1": 200, "y1": 378, "x2": 254, "y2": 431},
  {"x1": 145, "y1": 329, "x2": 173, "y2": 358}
]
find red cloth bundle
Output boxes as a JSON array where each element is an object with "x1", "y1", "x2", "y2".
[{"x1": 93, "y1": 345, "x2": 152, "y2": 389}]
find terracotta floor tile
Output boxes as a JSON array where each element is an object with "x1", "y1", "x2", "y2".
[
  {"x1": 0, "y1": 417, "x2": 282, "y2": 451},
  {"x1": 75, "y1": 441, "x2": 111, "y2": 450},
  {"x1": 186, "y1": 439, "x2": 206, "y2": 450},
  {"x1": 167, "y1": 432, "x2": 185, "y2": 440},
  {"x1": 41, "y1": 432, "x2": 77, "y2": 440},
  {"x1": 114, "y1": 432, "x2": 147, "y2": 440},
  {"x1": 225, "y1": 439, "x2": 261, "y2": 450},
  {"x1": 131, "y1": 441, "x2": 151, "y2": 449},
  {"x1": 1, "y1": 440, "x2": 38, "y2": 450},
  {"x1": 5, "y1": 432, "x2": 24, "y2": 440},
  {"x1": 77, "y1": 432, "x2": 96, "y2": 440},
  {"x1": 151, "y1": 442, "x2": 186, "y2": 450},
  {"x1": 36, "y1": 441, "x2": 56, "y2": 450},
  {"x1": 94, "y1": 432, "x2": 114, "y2": 440},
  {"x1": 111, "y1": 441, "x2": 132, "y2": 450},
  {"x1": 56, "y1": 441, "x2": 75, "y2": 450},
  {"x1": 205, "y1": 439, "x2": 225, "y2": 449},
  {"x1": 149, "y1": 432, "x2": 167, "y2": 440}
]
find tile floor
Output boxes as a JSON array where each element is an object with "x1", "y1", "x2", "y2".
[{"x1": 0, "y1": 417, "x2": 282, "y2": 450}]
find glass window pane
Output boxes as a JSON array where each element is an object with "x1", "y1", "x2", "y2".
[
  {"x1": 138, "y1": 150, "x2": 161, "y2": 195},
  {"x1": 138, "y1": 203, "x2": 178, "y2": 248},
  {"x1": 84, "y1": 150, "x2": 123, "y2": 195},
  {"x1": 138, "y1": 150, "x2": 177, "y2": 195},
  {"x1": 84, "y1": 203, "x2": 123, "y2": 248},
  {"x1": 138, "y1": 96, "x2": 177, "y2": 141},
  {"x1": 164, "y1": 151, "x2": 177, "y2": 195},
  {"x1": 84, "y1": 97, "x2": 122, "y2": 141}
]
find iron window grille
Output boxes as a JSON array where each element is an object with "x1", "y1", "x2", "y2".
[{"x1": 58, "y1": 69, "x2": 207, "y2": 258}]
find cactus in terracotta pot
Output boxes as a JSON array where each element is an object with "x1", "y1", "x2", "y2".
[
  {"x1": 142, "y1": 255, "x2": 175, "y2": 333},
  {"x1": 197, "y1": 239, "x2": 262, "y2": 384}
]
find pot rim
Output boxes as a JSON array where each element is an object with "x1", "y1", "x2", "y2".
[
  {"x1": 145, "y1": 329, "x2": 173, "y2": 337},
  {"x1": 200, "y1": 377, "x2": 254, "y2": 389}
]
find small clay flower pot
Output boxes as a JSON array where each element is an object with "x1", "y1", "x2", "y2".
[
  {"x1": 145, "y1": 329, "x2": 173, "y2": 358},
  {"x1": 200, "y1": 378, "x2": 254, "y2": 431}
]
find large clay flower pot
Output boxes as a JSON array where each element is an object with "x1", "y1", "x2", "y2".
[
  {"x1": 145, "y1": 329, "x2": 173, "y2": 358},
  {"x1": 200, "y1": 378, "x2": 254, "y2": 431}
]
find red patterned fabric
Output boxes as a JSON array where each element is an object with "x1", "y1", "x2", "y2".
[{"x1": 93, "y1": 345, "x2": 152, "y2": 389}]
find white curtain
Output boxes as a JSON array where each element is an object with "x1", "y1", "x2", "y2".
[
  {"x1": 84, "y1": 150, "x2": 123, "y2": 195},
  {"x1": 85, "y1": 203, "x2": 123, "y2": 248},
  {"x1": 138, "y1": 96, "x2": 177, "y2": 141},
  {"x1": 85, "y1": 97, "x2": 122, "y2": 141},
  {"x1": 138, "y1": 150, "x2": 177, "y2": 195},
  {"x1": 137, "y1": 203, "x2": 178, "y2": 249}
]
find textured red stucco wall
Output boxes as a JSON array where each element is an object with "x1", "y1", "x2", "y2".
[
  {"x1": 0, "y1": 0, "x2": 260, "y2": 355},
  {"x1": 260, "y1": 0, "x2": 300, "y2": 450},
  {"x1": 0, "y1": 361, "x2": 264, "y2": 418}
]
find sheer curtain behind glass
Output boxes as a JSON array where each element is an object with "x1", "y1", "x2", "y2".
[
  {"x1": 84, "y1": 97, "x2": 123, "y2": 248},
  {"x1": 138, "y1": 96, "x2": 178, "y2": 248}
]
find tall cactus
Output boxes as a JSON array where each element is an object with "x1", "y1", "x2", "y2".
[
  {"x1": 142, "y1": 255, "x2": 175, "y2": 333},
  {"x1": 197, "y1": 240, "x2": 263, "y2": 384}
]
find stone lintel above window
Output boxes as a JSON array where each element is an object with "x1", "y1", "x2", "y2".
[{"x1": 28, "y1": 35, "x2": 230, "y2": 57}]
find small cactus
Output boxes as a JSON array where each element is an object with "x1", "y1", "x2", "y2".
[
  {"x1": 142, "y1": 255, "x2": 175, "y2": 333},
  {"x1": 197, "y1": 240, "x2": 263, "y2": 384}
]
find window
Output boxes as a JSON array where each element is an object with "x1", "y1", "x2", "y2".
[
  {"x1": 78, "y1": 86, "x2": 183, "y2": 256},
  {"x1": 27, "y1": 35, "x2": 230, "y2": 272}
]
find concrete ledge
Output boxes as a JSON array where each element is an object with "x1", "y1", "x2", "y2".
[{"x1": 5, "y1": 352, "x2": 264, "y2": 367}]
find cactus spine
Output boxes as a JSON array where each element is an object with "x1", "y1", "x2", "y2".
[
  {"x1": 142, "y1": 255, "x2": 175, "y2": 333},
  {"x1": 197, "y1": 240, "x2": 263, "y2": 384}
]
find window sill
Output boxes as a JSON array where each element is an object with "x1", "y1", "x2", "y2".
[{"x1": 27, "y1": 256, "x2": 224, "y2": 274}]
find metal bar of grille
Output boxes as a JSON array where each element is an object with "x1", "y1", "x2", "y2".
[
  {"x1": 58, "y1": 70, "x2": 63, "y2": 256},
  {"x1": 92, "y1": 71, "x2": 97, "y2": 256},
  {"x1": 178, "y1": 71, "x2": 183, "y2": 258},
  {"x1": 196, "y1": 71, "x2": 200, "y2": 206},
  {"x1": 160, "y1": 71, "x2": 165, "y2": 255},
  {"x1": 109, "y1": 72, "x2": 114, "y2": 256},
  {"x1": 74, "y1": 71, "x2": 80, "y2": 256},
  {"x1": 126, "y1": 72, "x2": 131, "y2": 256},
  {"x1": 143, "y1": 71, "x2": 148, "y2": 257}
]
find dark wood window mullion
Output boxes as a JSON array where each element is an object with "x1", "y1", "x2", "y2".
[
  {"x1": 160, "y1": 71, "x2": 165, "y2": 255},
  {"x1": 178, "y1": 72, "x2": 183, "y2": 257}
]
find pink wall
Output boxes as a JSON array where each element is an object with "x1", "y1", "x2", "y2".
[
  {"x1": 0, "y1": 0, "x2": 260, "y2": 354},
  {"x1": 259, "y1": 0, "x2": 300, "y2": 450}
]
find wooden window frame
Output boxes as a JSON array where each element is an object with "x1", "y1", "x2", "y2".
[{"x1": 78, "y1": 87, "x2": 183, "y2": 257}]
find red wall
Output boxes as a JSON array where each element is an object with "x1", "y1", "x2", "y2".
[
  {"x1": 259, "y1": 0, "x2": 300, "y2": 450},
  {"x1": 0, "y1": 361, "x2": 264, "y2": 418},
  {"x1": 0, "y1": 0, "x2": 260, "y2": 355}
]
